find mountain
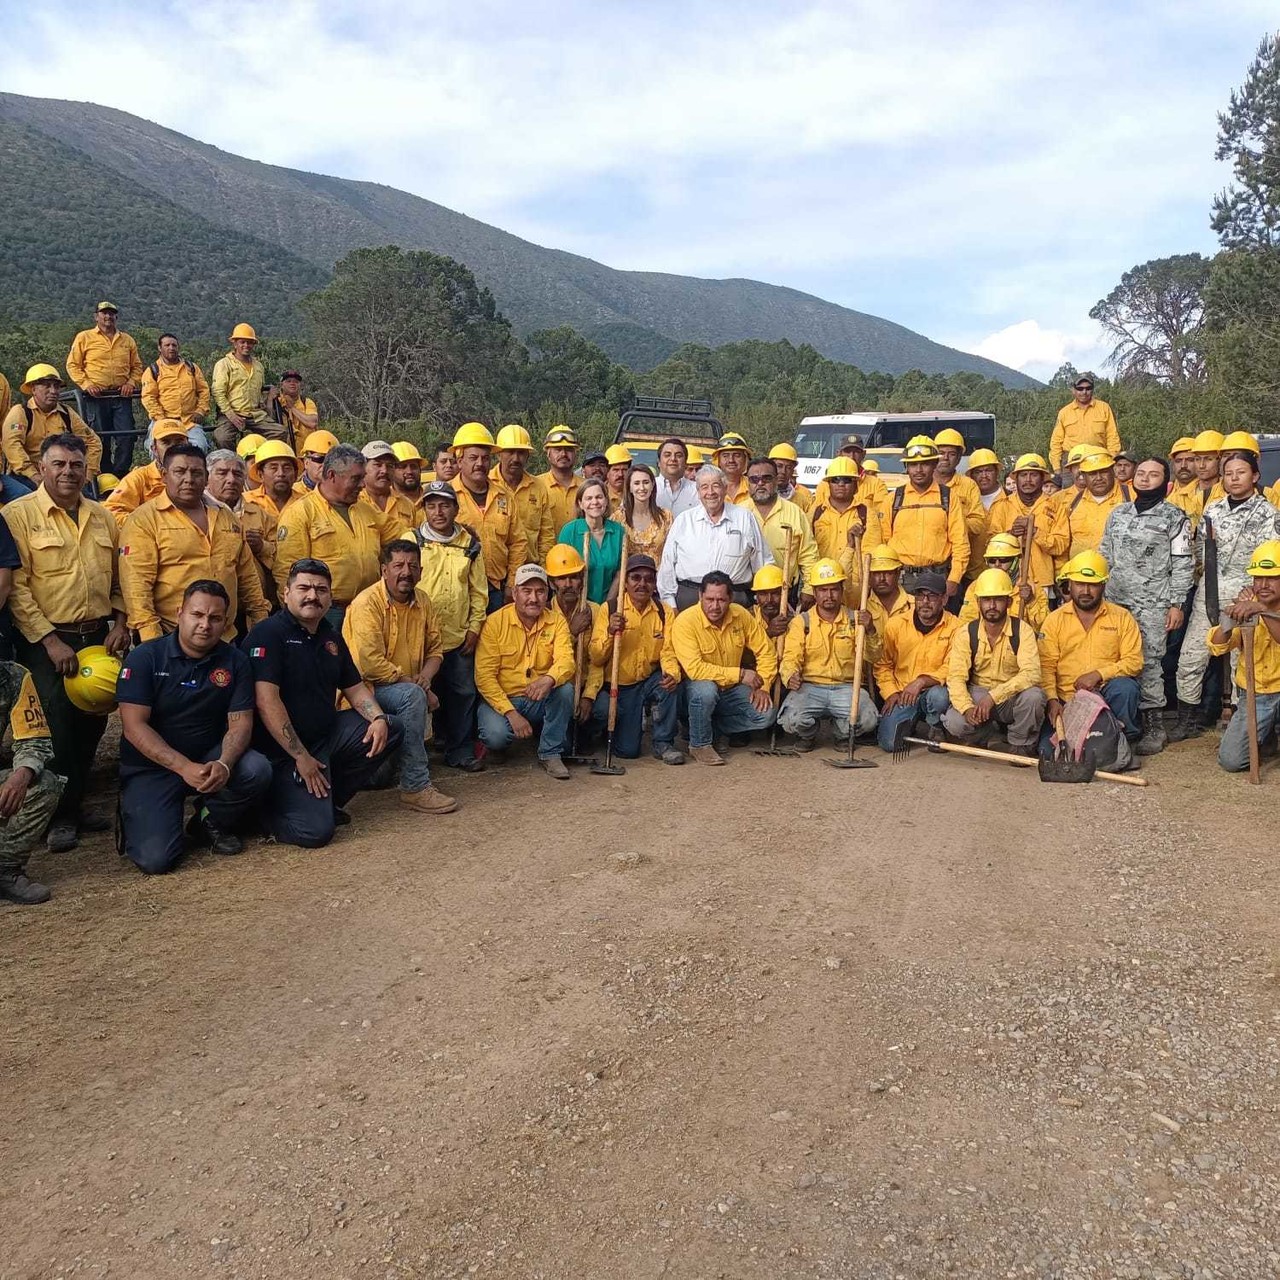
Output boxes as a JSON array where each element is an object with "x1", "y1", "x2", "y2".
[{"x1": 0, "y1": 93, "x2": 1036, "y2": 387}]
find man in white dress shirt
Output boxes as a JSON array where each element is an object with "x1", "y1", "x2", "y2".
[
  {"x1": 654, "y1": 437, "x2": 700, "y2": 517},
  {"x1": 658, "y1": 466, "x2": 773, "y2": 610}
]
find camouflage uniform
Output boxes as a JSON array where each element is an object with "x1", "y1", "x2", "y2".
[
  {"x1": 1176, "y1": 493, "x2": 1280, "y2": 707},
  {"x1": 0, "y1": 661, "x2": 64, "y2": 875},
  {"x1": 1099, "y1": 500, "x2": 1193, "y2": 709}
]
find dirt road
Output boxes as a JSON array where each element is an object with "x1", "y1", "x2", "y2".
[{"x1": 2, "y1": 739, "x2": 1278, "y2": 1279}]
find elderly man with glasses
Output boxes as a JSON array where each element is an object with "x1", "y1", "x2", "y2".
[{"x1": 1049, "y1": 373, "x2": 1122, "y2": 474}]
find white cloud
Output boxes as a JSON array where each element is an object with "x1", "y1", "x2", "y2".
[{"x1": 961, "y1": 321, "x2": 1109, "y2": 383}]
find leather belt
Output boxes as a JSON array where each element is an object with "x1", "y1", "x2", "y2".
[{"x1": 50, "y1": 619, "x2": 107, "y2": 635}]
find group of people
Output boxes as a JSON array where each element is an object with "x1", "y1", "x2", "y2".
[{"x1": 0, "y1": 333, "x2": 1276, "y2": 909}]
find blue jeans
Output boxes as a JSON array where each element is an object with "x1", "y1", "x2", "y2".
[
  {"x1": 436, "y1": 645, "x2": 480, "y2": 766},
  {"x1": 373, "y1": 681, "x2": 433, "y2": 791},
  {"x1": 778, "y1": 682, "x2": 879, "y2": 742},
  {"x1": 684, "y1": 679, "x2": 776, "y2": 748},
  {"x1": 1219, "y1": 691, "x2": 1280, "y2": 772},
  {"x1": 478, "y1": 683, "x2": 574, "y2": 759},
  {"x1": 0, "y1": 473, "x2": 36, "y2": 503},
  {"x1": 876, "y1": 685, "x2": 950, "y2": 753},
  {"x1": 591, "y1": 668, "x2": 679, "y2": 757},
  {"x1": 82, "y1": 393, "x2": 139, "y2": 475}
]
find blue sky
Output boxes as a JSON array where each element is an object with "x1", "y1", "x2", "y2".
[{"x1": 4, "y1": 0, "x2": 1271, "y2": 380}]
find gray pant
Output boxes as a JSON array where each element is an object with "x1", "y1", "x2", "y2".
[
  {"x1": 942, "y1": 684, "x2": 1047, "y2": 749},
  {"x1": 1128, "y1": 604, "x2": 1170, "y2": 711},
  {"x1": 778, "y1": 682, "x2": 878, "y2": 741},
  {"x1": 1177, "y1": 585, "x2": 1240, "y2": 707}
]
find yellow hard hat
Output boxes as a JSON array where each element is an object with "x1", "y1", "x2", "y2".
[
  {"x1": 1077, "y1": 451, "x2": 1115, "y2": 474},
  {"x1": 235, "y1": 432, "x2": 267, "y2": 459},
  {"x1": 1247, "y1": 540, "x2": 1280, "y2": 576},
  {"x1": 984, "y1": 532, "x2": 1022, "y2": 560},
  {"x1": 686, "y1": 446, "x2": 705, "y2": 465},
  {"x1": 808, "y1": 557, "x2": 847, "y2": 588},
  {"x1": 391, "y1": 440, "x2": 422, "y2": 463},
  {"x1": 64, "y1": 645, "x2": 122, "y2": 715},
  {"x1": 452, "y1": 421, "x2": 495, "y2": 452},
  {"x1": 95, "y1": 472, "x2": 121, "y2": 495},
  {"x1": 1012, "y1": 452, "x2": 1052, "y2": 474},
  {"x1": 152, "y1": 418, "x2": 190, "y2": 442},
  {"x1": 903, "y1": 435, "x2": 940, "y2": 461},
  {"x1": 966, "y1": 448, "x2": 1000, "y2": 470},
  {"x1": 605, "y1": 444, "x2": 633, "y2": 466},
  {"x1": 544, "y1": 425, "x2": 579, "y2": 448},
  {"x1": 868, "y1": 544, "x2": 902, "y2": 572},
  {"x1": 768, "y1": 442, "x2": 798, "y2": 462},
  {"x1": 495, "y1": 424, "x2": 533, "y2": 452},
  {"x1": 1060, "y1": 550, "x2": 1110, "y2": 583},
  {"x1": 825, "y1": 457, "x2": 860, "y2": 478},
  {"x1": 20, "y1": 363, "x2": 63, "y2": 394},
  {"x1": 249, "y1": 439, "x2": 298, "y2": 482},
  {"x1": 751, "y1": 564, "x2": 786, "y2": 592},
  {"x1": 933, "y1": 428, "x2": 965, "y2": 449},
  {"x1": 971, "y1": 568, "x2": 1016, "y2": 598},
  {"x1": 545, "y1": 545, "x2": 586, "y2": 577},
  {"x1": 302, "y1": 429, "x2": 340, "y2": 457},
  {"x1": 1191, "y1": 430, "x2": 1225, "y2": 454},
  {"x1": 229, "y1": 323, "x2": 258, "y2": 342},
  {"x1": 1169, "y1": 436, "x2": 1196, "y2": 457},
  {"x1": 861, "y1": 459, "x2": 880, "y2": 474},
  {"x1": 1220, "y1": 430, "x2": 1260, "y2": 456},
  {"x1": 1065, "y1": 444, "x2": 1096, "y2": 467},
  {"x1": 714, "y1": 432, "x2": 749, "y2": 457}
]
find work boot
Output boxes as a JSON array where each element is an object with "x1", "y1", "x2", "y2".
[
  {"x1": 333, "y1": 808, "x2": 352, "y2": 827},
  {"x1": 539, "y1": 755, "x2": 570, "y2": 780},
  {"x1": 690, "y1": 745, "x2": 725, "y2": 766},
  {"x1": 186, "y1": 809, "x2": 243, "y2": 856},
  {"x1": 400, "y1": 786, "x2": 458, "y2": 814},
  {"x1": 78, "y1": 812, "x2": 112, "y2": 834},
  {"x1": 445, "y1": 756, "x2": 486, "y2": 773},
  {"x1": 0, "y1": 871, "x2": 52, "y2": 905},
  {"x1": 792, "y1": 736, "x2": 817, "y2": 753},
  {"x1": 1166, "y1": 702, "x2": 1204, "y2": 742},
  {"x1": 656, "y1": 747, "x2": 686, "y2": 765},
  {"x1": 46, "y1": 822, "x2": 78, "y2": 853},
  {"x1": 1135, "y1": 708, "x2": 1168, "y2": 756}
]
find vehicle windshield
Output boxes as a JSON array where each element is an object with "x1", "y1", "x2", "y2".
[
  {"x1": 864, "y1": 451, "x2": 908, "y2": 478},
  {"x1": 795, "y1": 428, "x2": 865, "y2": 459}
]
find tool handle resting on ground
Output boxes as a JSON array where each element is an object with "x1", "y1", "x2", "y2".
[
  {"x1": 1243, "y1": 622, "x2": 1260, "y2": 784},
  {"x1": 903, "y1": 736, "x2": 1148, "y2": 786},
  {"x1": 845, "y1": 542, "x2": 871, "y2": 761}
]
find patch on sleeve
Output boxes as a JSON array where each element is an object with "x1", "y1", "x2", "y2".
[
  {"x1": 9, "y1": 671, "x2": 48, "y2": 741},
  {"x1": 249, "y1": 646, "x2": 267, "y2": 658}
]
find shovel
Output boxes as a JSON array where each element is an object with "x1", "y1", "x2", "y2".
[
  {"x1": 1038, "y1": 713, "x2": 1097, "y2": 784},
  {"x1": 825, "y1": 544, "x2": 878, "y2": 769},
  {"x1": 591, "y1": 604, "x2": 627, "y2": 776},
  {"x1": 755, "y1": 538, "x2": 800, "y2": 757}
]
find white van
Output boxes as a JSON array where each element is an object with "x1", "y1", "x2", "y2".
[{"x1": 793, "y1": 412, "x2": 997, "y2": 488}]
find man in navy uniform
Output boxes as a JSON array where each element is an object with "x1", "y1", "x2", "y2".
[
  {"x1": 244, "y1": 558, "x2": 403, "y2": 848},
  {"x1": 117, "y1": 579, "x2": 272, "y2": 873}
]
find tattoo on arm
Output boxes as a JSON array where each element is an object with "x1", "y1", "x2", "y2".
[{"x1": 280, "y1": 719, "x2": 303, "y2": 757}]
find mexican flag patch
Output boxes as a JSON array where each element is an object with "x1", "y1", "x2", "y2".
[{"x1": 249, "y1": 647, "x2": 267, "y2": 658}]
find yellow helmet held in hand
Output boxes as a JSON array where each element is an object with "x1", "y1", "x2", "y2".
[
  {"x1": 1191, "y1": 430, "x2": 1225, "y2": 454},
  {"x1": 1220, "y1": 430, "x2": 1260, "y2": 456},
  {"x1": 228, "y1": 322, "x2": 259, "y2": 342},
  {"x1": 95, "y1": 472, "x2": 121, "y2": 495},
  {"x1": 825, "y1": 457, "x2": 860, "y2": 478},
  {"x1": 984, "y1": 532, "x2": 1022, "y2": 560},
  {"x1": 768, "y1": 442, "x2": 798, "y2": 462},
  {"x1": 604, "y1": 444, "x2": 633, "y2": 467},
  {"x1": 391, "y1": 440, "x2": 423, "y2": 464},
  {"x1": 64, "y1": 645, "x2": 122, "y2": 715},
  {"x1": 1012, "y1": 452, "x2": 1051, "y2": 474},
  {"x1": 1077, "y1": 451, "x2": 1115, "y2": 473},
  {"x1": 752, "y1": 564, "x2": 786, "y2": 592},
  {"x1": 971, "y1": 568, "x2": 1016, "y2": 598},
  {"x1": 933, "y1": 428, "x2": 965, "y2": 449},
  {"x1": 1060, "y1": 551, "x2": 1110, "y2": 583},
  {"x1": 1247, "y1": 540, "x2": 1280, "y2": 576},
  {"x1": 545, "y1": 545, "x2": 585, "y2": 577},
  {"x1": 235, "y1": 432, "x2": 266, "y2": 459},
  {"x1": 966, "y1": 448, "x2": 1000, "y2": 470},
  {"x1": 452, "y1": 422, "x2": 494, "y2": 452},
  {"x1": 903, "y1": 435, "x2": 940, "y2": 461},
  {"x1": 495, "y1": 424, "x2": 533, "y2": 452},
  {"x1": 868, "y1": 543, "x2": 902, "y2": 572},
  {"x1": 808, "y1": 558, "x2": 847, "y2": 588},
  {"x1": 1169, "y1": 436, "x2": 1196, "y2": 457}
]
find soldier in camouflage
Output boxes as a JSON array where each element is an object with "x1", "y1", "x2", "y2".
[
  {"x1": 1172, "y1": 452, "x2": 1280, "y2": 742},
  {"x1": 1098, "y1": 458, "x2": 1193, "y2": 756},
  {"x1": 0, "y1": 660, "x2": 65, "y2": 904}
]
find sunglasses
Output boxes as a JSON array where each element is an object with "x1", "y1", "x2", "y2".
[{"x1": 1075, "y1": 384, "x2": 1094, "y2": 392}]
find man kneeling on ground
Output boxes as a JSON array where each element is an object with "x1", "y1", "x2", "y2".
[
  {"x1": 246, "y1": 559, "x2": 403, "y2": 846},
  {"x1": 117, "y1": 580, "x2": 272, "y2": 873}
]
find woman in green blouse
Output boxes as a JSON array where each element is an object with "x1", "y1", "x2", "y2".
[{"x1": 556, "y1": 478, "x2": 623, "y2": 603}]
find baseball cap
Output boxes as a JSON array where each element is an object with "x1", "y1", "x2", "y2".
[
  {"x1": 361, "y1": 440, "x2": 396, "y2": 460},
  {"x1": 279, "y1": 369, "x2": 303, "y2": 381},
  {"x1": 514, "y1": 564, "x2": 549, "y2": 587},
  {"x1": 584, "y1": 451, "x2": 608, "y2": 466},
  {"x1": 911, "y1": 572, "x2": 948, "y2": 596},
  {"x1": 625, "y1": 554, "x2": 657, "y2": 573},
  {"x1": 422, "y1": 480, "x2": 458, "y2": 504},
  {"x1": 96, "y1": 301, "x2": 118, "y2": 312}
]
